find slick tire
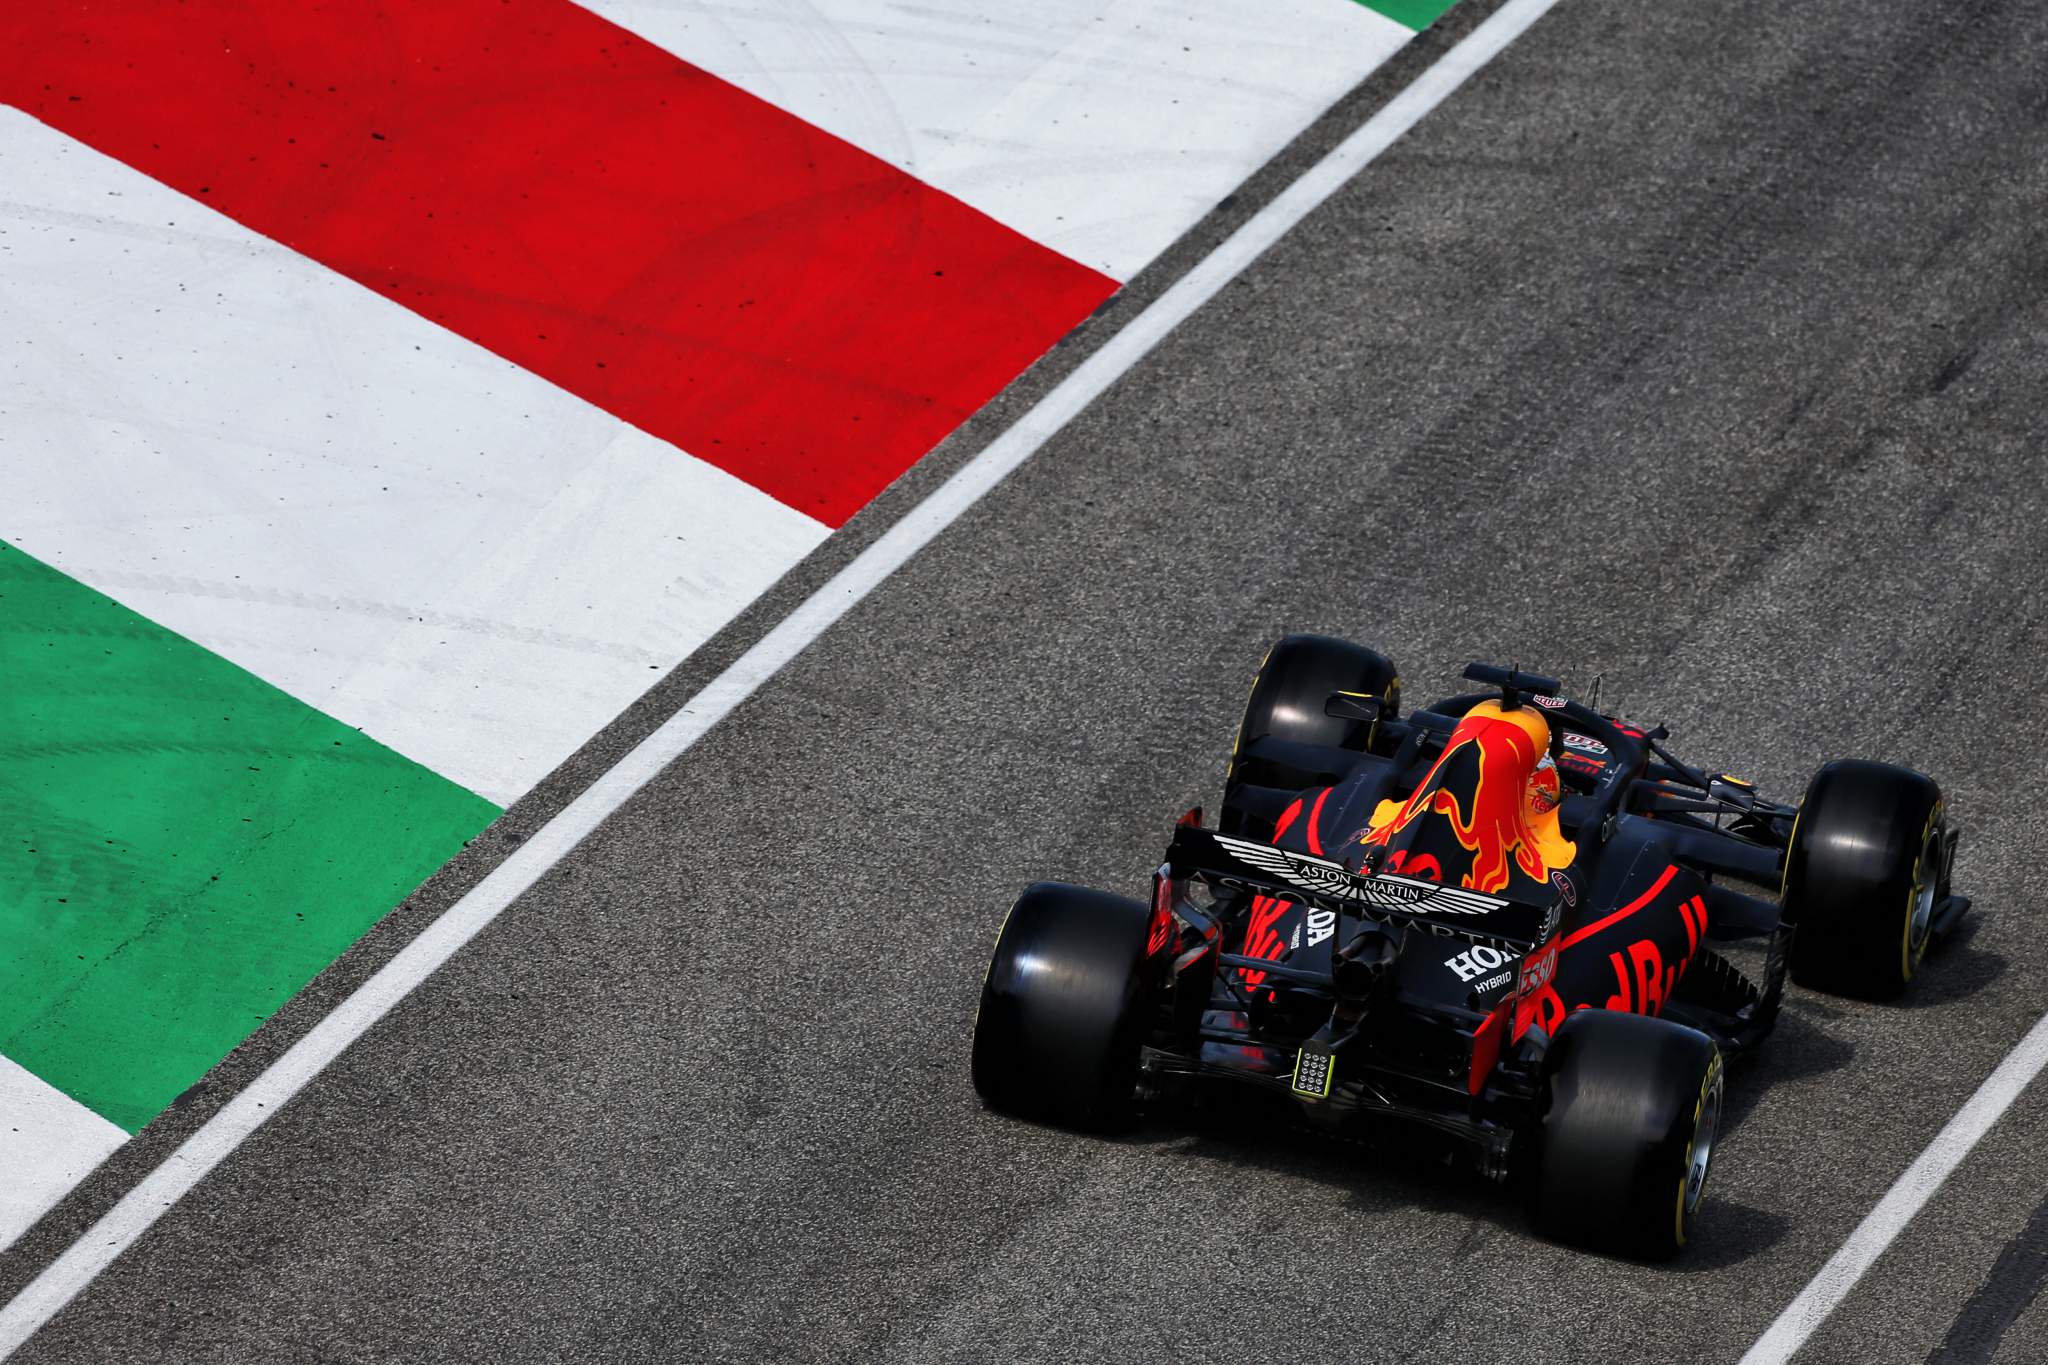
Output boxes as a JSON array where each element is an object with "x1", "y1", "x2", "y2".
[
  {"x1": 1528, "y1": 1010, "x2": 1724, "y2": 1261},
  {"x1": 1784, "y1": 760, "x2": 1944, "y2": 1000},
  {"x1": 1221, "y1": 635, "x2": 1400, "y2": 834},
  {"x1": 972, "y1": 883, "x2": 1157, "y2": 1132}
]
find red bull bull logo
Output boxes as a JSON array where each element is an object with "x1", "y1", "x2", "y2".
[{"x1": 1362, "y1": 701, "x2": 1576, "y2": 896}]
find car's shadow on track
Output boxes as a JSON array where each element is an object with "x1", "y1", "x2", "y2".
[
  {"x1": 1719, "y1": 918, "x2": 2005, "y2": 1133},
  {"x1": 1079, "y1": 932, "x2": 2009, "y2": 1274},
  {"x1": 1116, "y1": 1094, "x2": 1793, "y2": 1271},
  {"x1": 1675, "y1": 1198, "x2": 1796, "y2": 1272},
  {"x1": 1905, "y1": 917, "x2": 2006, "y2": 1010},
  {"x1": 1722, "y1": 1000, "x2": 1858, "y2": 1134}
]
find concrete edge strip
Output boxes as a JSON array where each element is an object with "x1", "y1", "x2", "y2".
[
  {"x1": 0, "y1": 0, "x2": 1564, "y2": 1352},
  {"x1": 1739, "y1": 1006, "x2": 2048, "y2": 1365}
]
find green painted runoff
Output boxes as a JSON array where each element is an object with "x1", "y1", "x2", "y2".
[
  {"x1": 1356, "y1": 0, "x2": 1459, "y2": 31},
  {"x1": 0, "y1": 541, "x2": 498, "y2": 1132}
]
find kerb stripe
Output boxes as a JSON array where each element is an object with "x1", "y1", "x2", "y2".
[{"x1": 0, "y1": 0, "x2": 1117, "y2": 527}]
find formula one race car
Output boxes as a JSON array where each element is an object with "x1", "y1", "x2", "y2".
[{"x1": 971, "y1": 637, "x2": 1971, "y2": 1257}]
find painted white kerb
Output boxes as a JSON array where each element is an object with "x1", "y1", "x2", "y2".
[
  {"x1": 582, "y1": 0, "x2": 1415, "y2": 280},
  {"x1": 0, "y1": 110, "x2": 829, "y2": 807},
  {"x1": 0, "y1": 1058, "x2": 127, "y2": 1254}
]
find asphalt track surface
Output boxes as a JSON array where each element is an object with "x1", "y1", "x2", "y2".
[{"x1": 8, "y1": 0, "x2": 2048, "y2": 1360}]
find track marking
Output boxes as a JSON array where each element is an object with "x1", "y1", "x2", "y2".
[
  {"x1": 577, "y1": 0, "x2": 1415, "y2": 279},
  {"x1": 0, "y1": 0, "x2": 1563, "y2": 1352},
  {"x1": 1, "y1": 109, "x2": 830, "y2": 808},
  {"x1": 5, "y1": 0, "x2": 1116, "y2": 526},
  {"x1": 1739, "y1": 1007, "x2": 2048, "y2": 1365},
  {"x1": 0, "y1": 1059, "x2": 126, "y2": 1254},
  {"x1": 1927, "y1": 1185, "x2": 2048, "y2": 1364}
]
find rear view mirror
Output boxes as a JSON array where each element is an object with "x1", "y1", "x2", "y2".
[{"x1": 1323, "y1": 691, "x2": 1382, "y2": 722}]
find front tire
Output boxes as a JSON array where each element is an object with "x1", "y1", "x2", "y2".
[
  {"x1": 1784, "y1": 760, "x2": 1944, "y2": 999},
  {"x1": 1528, "y1": 1010, "x2": 1724, "y2": 1260},
  {"x1": 972, "y1": 883, "x2": 1157, "y2": 1131}
]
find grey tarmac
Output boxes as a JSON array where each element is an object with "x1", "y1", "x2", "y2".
[{"x1": 6, "y1": 0, "x2": 2048, "y2": 1360}]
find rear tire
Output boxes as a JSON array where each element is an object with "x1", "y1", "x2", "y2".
[
  {"x1": 1222, "y1": 635, "x2": 1399, "y2": 834},
  {"x1": 972, "y1": 883, "x2": 1157, "y2": 1131},
  {"x1": 1528, "y1": 1010, "x2": 1724, "y2": 1260},
  {"x1": 1784, "y1": 760, "x2": 1944, "y2": 1000}
]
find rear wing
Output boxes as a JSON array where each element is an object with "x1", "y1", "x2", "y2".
[{"x1": 1164, "y1": 825, "x2": 1551, "y2": 954}]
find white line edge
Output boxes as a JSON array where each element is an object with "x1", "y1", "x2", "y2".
[
  {"x1": 1738, "y1": 1006, "x2": 2048, "y2": 1365},
  {"x1": 0, "y1": 0, "x2": 1563, "y2": 1352}
]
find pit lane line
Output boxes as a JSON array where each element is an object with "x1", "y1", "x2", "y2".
[
  {"x1": 0, "y1": 0, "x2": 1566, "y2": 1353},
  {"x1": 1739, "y1": 1007, "x2": 2048, "y2": 1364}
]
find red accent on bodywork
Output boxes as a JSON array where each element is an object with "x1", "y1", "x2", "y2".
[
  {"x1": 1304, "y1": 787, "x2": 1333, "y2": 857},
  {"x1": 1146, "y1": 911, "x2": 1173, "y2": 957},
  {"x1": 1628, "y1": 938, "x2": 1666, "y2": 1015},
  {"x1": 1511, "y1": 939, "x2": 1561, "y2": 1040},
  {"x1": 1385, "y1": 849, "x2": 1444, "y2": 882},
  {"x1": 1603, "y1": 950, "x2": 1634, "y2": 1011},
  {"x1": 1516, "y1": 977, "x2": 1566, "y2": 1040},
  {"x1": 1147, "y1": 878, "x2": 1174, "y2": 957},
  {"x1": 1272, "y1": 798, "x2": 1305, "y2": 841},
  {"x1": 1516, "y1": 868, "x2": 1696, "y2": 1037},
  {"x1": 1238, "y1": 893, "x2": 1291, "y2": 988},
  {"x1": 1468, "y1": 1001, "x2": 1508, "y2": 1095},
  {"x1": 1558, "y1": 864, "x2": 1680, "y2": 951}
]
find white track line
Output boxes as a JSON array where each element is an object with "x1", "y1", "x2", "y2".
[
  {"x1": 1740, "y1": 1007, "x2": 2048, "y2": 1365},
  {"x1": 0, "y1": 0, "x2": 1562, "y2": 1352}
]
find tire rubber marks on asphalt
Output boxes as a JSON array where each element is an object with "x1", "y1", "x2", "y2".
[
  {"x1": 1741, "y1": 1008, "x2": 2048, "y2": 1365},
  {"x1": 1927, "y1": 1190, "x2": 2048, "y2": 1364}
]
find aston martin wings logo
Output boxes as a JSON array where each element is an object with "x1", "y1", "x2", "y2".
[{"x1": 1211, "y1": 835, "x2": 1508, "y2": 917}]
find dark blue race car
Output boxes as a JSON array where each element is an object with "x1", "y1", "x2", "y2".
[{"x1": 972, "y1": 637, "x2": 1970, "y2": 1258}]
